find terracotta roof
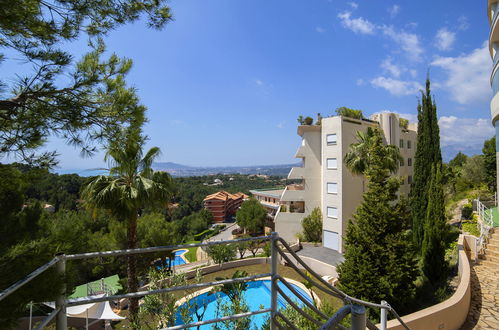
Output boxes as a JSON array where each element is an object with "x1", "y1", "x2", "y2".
[{"x1": 204, "y1": 191, "x2": 247, "y2": 201}]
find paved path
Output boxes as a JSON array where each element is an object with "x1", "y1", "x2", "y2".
[
  {"x1": 296, "y1": 244, "x2": 344, "y2": 266},
  {"x1": 206, "y1": 223, "x2": 239, "y2": 242},
  {"x1": 461, "y1": 261, "x2": 499, "y2": 329}
]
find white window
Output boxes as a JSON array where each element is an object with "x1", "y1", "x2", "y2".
[
  {"x1": 327, "y1": 207, "x2": 338, "y2": 218},
  {"x1": 327, "y1": 183, "x2": 338, "y2": 194},
  {"x1": 327, "y1": 158, "x2": 338, "y2": 169},
  {"x1": 301, "y1": 139, "x2": 305, "y2": 146},
  {"x1": 326, "y1": 134, "x2": 337, "y2": 145}
]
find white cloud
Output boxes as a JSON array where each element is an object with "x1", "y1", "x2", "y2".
[
  {"x1": 434, "y1": 28, "x2": 456, "y2": 51},
  {"x1": 388, "y1": 5, "x2": 400, "y2": 18},
  {"x1": 370, "y1": 76, "x2": 423, "y2": 96},
  {"x1": 405, "y1": 22, "x2": 418, "y2": 30},
  {"x1": 381, "y1": 25, "x2": 424, "y2": 62},
  {"x1": 458, "y1": 16, "x2": 470, "y2": 31},
  {"x1": 348, "y1": 2, "x2": 358, "y2": 9},
  {"x1": 431, "y1": 41, "x2": 491, "y2": 104},
  {"x1": 338, "y1": 11, "x2": 376, "y2": 35},
  {"x1": 255, "y1": 79, "x2": 264, "y2": 86},
  {"x1": 356, "y1": 78, "x2": 365, "y2": 86},
  {"x1": 277, "y1": 121, "x2": 285, "y2": 129},
  {"x1": 380, "y1": 57, "x2": 404, "y2": 78},
  {"x1": 315, "y1": 26, "x2": 326, "y2": 33},
  {"x1": 439, "y1": 116, "x2": 494, "y2": 148}
]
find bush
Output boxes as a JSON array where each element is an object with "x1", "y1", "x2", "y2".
[
  {"x1": 462, "y1": 222, "x2": 480, "y2": 237},
  {"x1": 206, "y1": 244, "x2": 237, "y2": 264},
  {"x1": 461, "y1": 203, "x2": 473, "y2": 220},
  {"x1": 303, "y1": 117, "x2": 313, "y2": 125},
  {"x1": 300, "y1": 208, "x2": 323, "y2": 242}
]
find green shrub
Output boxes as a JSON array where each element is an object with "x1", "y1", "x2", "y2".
[
  {"x1": 462, "y1": 222, "x2": 480, "y2": 237},
  {"x1": 461, "y1": 203, "x2": 473, "y2": 220}
]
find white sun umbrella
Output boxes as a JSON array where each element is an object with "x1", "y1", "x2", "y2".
[{"x1": 44, "y1": 294, "x2": 124, "y2": 328}]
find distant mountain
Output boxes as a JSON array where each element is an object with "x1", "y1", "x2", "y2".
[
  {"x1": 151, "y1": 162, "x2": 300, "y2": 177},
  {"x1": 153, "y1": 162, "x2": 193, "y2": 170}
]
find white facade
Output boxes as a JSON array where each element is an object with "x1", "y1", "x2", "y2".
[{"x1": 275, "y1": 112, "x2": 417, "y2": 253}]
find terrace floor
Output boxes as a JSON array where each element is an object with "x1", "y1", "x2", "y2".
[
  {"x1": 297, "y1": 244, "x2": 345, "y2": 266},
  {"x1": 460, "y1": 261, "x2": 499, "y2": 329}
]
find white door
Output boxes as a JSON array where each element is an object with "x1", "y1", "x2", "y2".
[{"x1": 323, "y1": 231, "x2": 339, "y2": 251}]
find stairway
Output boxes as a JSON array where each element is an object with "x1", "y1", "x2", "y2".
[{"x1": 480, "y1": 228, "x2": 499, "y2": 268}]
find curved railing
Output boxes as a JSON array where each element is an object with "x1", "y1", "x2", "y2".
[
  {"x1": 476, "y1": 198, "x2": 494, "y2": 258},
  {"x1": 0, "y1": 233, "x2": 410, "y2": 330}
]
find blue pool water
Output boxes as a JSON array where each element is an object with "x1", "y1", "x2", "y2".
[
  {"x1": 156, "y1": 249, "x2": 188, "y2": 269},
  {"x1": 175, "y1": 279, "x2": 313, "y2": 328}
]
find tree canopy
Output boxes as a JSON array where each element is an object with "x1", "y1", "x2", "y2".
[
  {"x1": 236, "y1": 198, "x2": 267, "y2": 233},
  {"x1": 337, "y1": 132, "x2": 418, "y2": 317},
  {"x1": 344, "y1": 127, "x2": 401, "y2": 175},
  {"x1": 0, "y1": 0, "x2": 172, "y2": 165},
  {"x1": 335, "y1": 107, "x2": 364, "y2": 120},
  {"x1": 410, "y1": 78, "x2": 442, "y2": 249}
]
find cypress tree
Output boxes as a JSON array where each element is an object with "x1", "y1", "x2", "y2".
[
  {"x1": 410, "y1": 78, "x2": 442, "y2": 249},
  {"x1": 337, "y1": 131, "x2": 418, "y2": 315},
  {"x1": 421, "y1": 164, "x2": 448, "y2": 284}
]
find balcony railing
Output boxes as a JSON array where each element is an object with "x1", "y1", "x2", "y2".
[{"x1": 0, "y1": 234, "x2": 410, "y2": 330}]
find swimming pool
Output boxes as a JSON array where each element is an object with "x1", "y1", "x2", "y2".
[
  {"x1": 175, "y1": 279, "x2": 313, "y2": 328},
  {"x1": 156, "y1": 249, "x2": 188, "y2": 269}
]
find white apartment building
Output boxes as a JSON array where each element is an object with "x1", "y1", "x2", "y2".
[{"x1": 275, "y1": 112, "x2": 417, "y2": 253}]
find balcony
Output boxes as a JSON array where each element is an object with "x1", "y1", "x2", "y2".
[
  {"x1": 294, "y1": 145, "x2": 306, "y2": 158},
  {"x1": 287, "y1": 166, "x2": 305, "y2": 179},
  {"x1": 280, "y1": 184, "x2": 305, "y2": 202}
]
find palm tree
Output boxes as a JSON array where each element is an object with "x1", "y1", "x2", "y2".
[
  {"x1": 82, "y1": 131, "x2": 173, "y2": 324},
  {"x1": 344, "y1": 127, "x2": 402, "y2": 175}
]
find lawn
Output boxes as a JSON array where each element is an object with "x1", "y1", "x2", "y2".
[
  {"x1": 486, "y1": 207, "x2": 499, "y2": 227},
  {"x1": 183, "y1": 240, "x2": 200, "y2": 262}
]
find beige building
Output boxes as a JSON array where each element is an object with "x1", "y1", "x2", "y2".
[
  {"x1": 488, "y1": 0, "x2": 499, "y2": 192},
  {"x1": 275, "y1": 112, "x2": 417, "y2": 252},
  {"x1": 249, "y1": 189, "x2": 283, "y2": 219}
]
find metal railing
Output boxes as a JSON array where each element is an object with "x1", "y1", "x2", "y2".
[
  {"x1": 0, "y1": 233, "x2": 410, "y2": 330},
  {"x1": 475, "y1": 198, "x2": 494, "y2": 258}
]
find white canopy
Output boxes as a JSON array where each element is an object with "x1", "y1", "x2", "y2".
[{"x1": 44, "y1": 294, "x2": 125, "y2": 320}]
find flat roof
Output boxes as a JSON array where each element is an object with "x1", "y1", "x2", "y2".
[{"x1": 249, "y1": 189, "x2": 283, "y2": 198}]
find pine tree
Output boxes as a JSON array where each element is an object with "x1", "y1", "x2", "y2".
[
  {"x1": 421, "y1": 164, "x2": 448, "y2": 284},
  {"x1": 410, "y1": 78, "x2": 442, "y2": 249},
  {"x1": 337, "y1": 132, "x2": 418, "y2": 315}
]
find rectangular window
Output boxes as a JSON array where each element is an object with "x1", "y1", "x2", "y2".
[
  {"x1": 327, "y1": 134, "x2": 337, "y2": 145},
  {"x1": 301, "y1": 139, "x2": 305, "y2": 146},
  {"x1": 408, "y1": 175, "x2": 413, "y2": 184},
  {"x1": 408, "y1": 158, "x2": 412, "y2": 166},
  {"x1": 407, "y1": 140, "x2": 412, "y2": 149},
  {"x1": 400, "y1": 158, "x2": 404, "y2": 166},
  {"x1": 399, "y1": 139, "x2": 404, "y2": 148},
  {"x1": 327, "y1": 183, "x2": 338, "y2": 194},
  {"x1": 327, "y1": 158, "x2": 338, "y2": 169},
  {"x1": 327, "y1": 207, "x2": 338, "y2": 218}
]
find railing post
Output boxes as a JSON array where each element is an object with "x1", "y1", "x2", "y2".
[
  {"x1": 350, "y1": 305, "x2": 366, "y2": 330},
  {"x1": 380, "y1": 300, "x2": 388, "y2": 330},
  {"x1": 270, "y1": 232, "x2": 278, "y2": 330},
  {"x1": 55, "y1": 253, "x2": 67, "y2": 330}
]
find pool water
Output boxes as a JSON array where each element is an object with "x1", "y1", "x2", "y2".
[
  {"x1": 175, "y1": 279, "x2": 313, "y2": 328},
  {"x1": 156, "y1": 249, "x2": 188, "y2": 269}
]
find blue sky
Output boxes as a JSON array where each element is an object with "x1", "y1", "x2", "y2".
[{"x1": 7, "y1": 0, "x2": 494, "y2": 168}]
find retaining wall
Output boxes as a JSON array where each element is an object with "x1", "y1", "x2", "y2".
[{"x1": 385, "y1": 234, "x2": 472, "y2": 330}]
